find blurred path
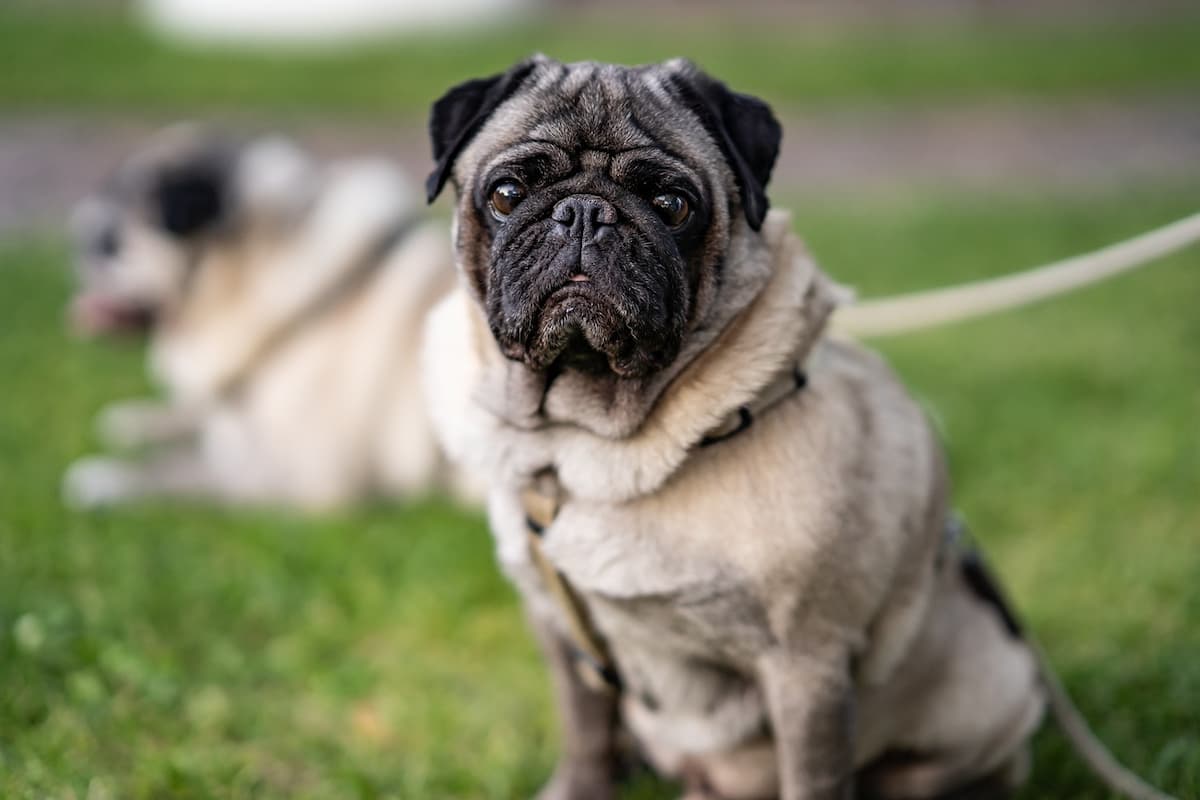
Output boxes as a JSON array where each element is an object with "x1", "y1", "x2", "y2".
[{"x1": 2, "y1": 94, "x2": 1199, "y2": 234}]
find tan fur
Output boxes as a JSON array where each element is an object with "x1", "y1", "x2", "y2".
[
  {"x1": 65, "y1": 133, "x2": 478, "y2": 510},
  {"x1": 424, "y1": 210, "x2": 1044, "y2": 799}
]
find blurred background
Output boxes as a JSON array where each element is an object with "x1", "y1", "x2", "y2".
[{"x1": 1, "y1": 1, "x2": 1198, "y2": 797}]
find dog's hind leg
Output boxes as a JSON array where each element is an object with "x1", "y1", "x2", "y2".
[
  {"x1": 857, "y1": 746, "x2": 1029, "y2": 800},
  {"x1": 854, "y1": 743, "x2": 1032, "y2": 800}
]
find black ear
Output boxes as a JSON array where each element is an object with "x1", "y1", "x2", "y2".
[
  {"x1": 154, "y1": 162, "x2": 226, "y2": 238},
  {"x1": 670, "y1": 66, "x2": 781, "y2": 231},
  {"x1": 426, "y1": 59, "x2": 539, "y2": 203}
]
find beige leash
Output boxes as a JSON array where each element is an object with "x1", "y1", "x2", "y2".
[{"x1": 834, "y1": 210, "x2": 1200, "y2": 338}]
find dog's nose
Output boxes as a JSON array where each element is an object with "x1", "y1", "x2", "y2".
[{"x1": 552, "y1": 195, "x2": 618, "y2": 243}]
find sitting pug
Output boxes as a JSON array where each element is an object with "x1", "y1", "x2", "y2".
[
  {"x1": 420, "y1": 57, "x2": 1173, "y2": 800},
  {"x1": 64, "y1": 125, "x2": 475, "y2": 511}
]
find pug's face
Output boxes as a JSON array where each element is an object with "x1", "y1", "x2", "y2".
[
  {"x1": 69, "y1": 128, "x2": 237, "y2": 336},
  {"x1": 69, "y1": 127, "x2": 316, "y2": 337},
  {"x1": 426, "y1": 57, "x2": 781, "y2": 379}
]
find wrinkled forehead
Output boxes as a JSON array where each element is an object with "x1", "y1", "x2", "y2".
[{"x1": 457, "y1": 60, "x2": 727, "y2": 189}]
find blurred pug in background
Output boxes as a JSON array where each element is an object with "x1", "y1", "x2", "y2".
[
  {"x1": 64, "y1": 125, "x2": 477, "y2": 511},
  {"x1": 420, "y1": 57, "x2": 1168, "y2": 800}
]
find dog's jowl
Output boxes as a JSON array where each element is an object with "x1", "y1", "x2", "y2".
[{"x1": 421, "y1": 57, "x2": 1115, "y2": 800}]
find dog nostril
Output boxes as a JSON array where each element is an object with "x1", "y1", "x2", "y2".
[
  {"x1": 593, "y1": 204, "x2": 617, "y2": 227},
  {"x1": 552, "y1": 202, "x2": 576, "y2": 227},
  {"x1": 552, "y1": 196, "x2": 619, "y2": 239}
]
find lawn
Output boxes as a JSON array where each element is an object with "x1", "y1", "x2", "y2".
[
  {"x1": 2, "y1": 3, "x2": 1199, "y2": 796},
  {"x1": 1, "y1": 184, "x2": 1197, "y2": 799}
]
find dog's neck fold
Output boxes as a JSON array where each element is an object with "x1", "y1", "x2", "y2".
[{"x1": 454, "y1": 210, "x2": 843, "y2": 502}]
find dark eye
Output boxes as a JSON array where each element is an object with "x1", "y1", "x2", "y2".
[
  {"x1": 651, "y1": 193, "x2": 690, "y2": 228},
  {"x1": 490, "y1": 181, "x2": 526, "y2": 218}
]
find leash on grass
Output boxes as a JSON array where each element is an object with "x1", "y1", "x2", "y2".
[
  {"x1": 833, "y1": 210, "x2": 1200, "y2": 338},
  {"x1": 1034, "y1": 643, "x2": 1178, "y2": 800},
  {"x1": 967, "y1": 546, "x2": 1179, "y2": 800}
]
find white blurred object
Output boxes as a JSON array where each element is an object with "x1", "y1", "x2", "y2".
[{"x1": 140, "y1": 0, "x2": 536, "y2": 45}]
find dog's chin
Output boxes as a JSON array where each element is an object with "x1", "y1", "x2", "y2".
[{"x1": 500, "y1": 288, "x2": 669, "y2": 379}]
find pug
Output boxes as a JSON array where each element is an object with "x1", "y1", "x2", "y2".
[
  {"x1": 420, "y1": 57, "x2": 1173, "y2": 800},
  {"x1": 64, "y1": 125, "x2": 475, "y2": 511}
]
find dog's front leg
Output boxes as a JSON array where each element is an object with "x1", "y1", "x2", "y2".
[
  {"x1": 528, "y1": 612, "x2": 620, "y2": 800},
  {"x1": 96, "y1": 399, "x2": 202, "y2": 450},
  {"x1": 62, "y1": 446, "x2": 221, "y2": 509},
  {"x1": 757, "y1": 646, "x2": 856, "y2": 800}
]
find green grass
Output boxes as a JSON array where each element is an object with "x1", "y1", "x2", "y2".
[
  {"x1": 3, "y1": 3, "x2": 1197, "y2": 793},
  {"x1": 3, "y1": 7, "x2": 1200, "y2": 116},
  {"x1": 1, "y1": 185, "x2": 1197, "y2": 798}
]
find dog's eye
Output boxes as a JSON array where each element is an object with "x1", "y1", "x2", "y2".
[
  {"x1": 490, "y1": 181, "x2": 526, "y2": 219},
  {"x1": 651, "y1": 193, "x2": 690, "y2": 228}
]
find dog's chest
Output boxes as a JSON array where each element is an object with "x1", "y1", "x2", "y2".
[
  {"x1": 490, "y1": 481, "x2": 777, "y2": 659},
  {"x1": 491, "y1": 483, "x2": 775, "y2": 751}
]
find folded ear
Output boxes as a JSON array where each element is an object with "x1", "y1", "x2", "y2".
[
  {"x1": 426, "y1": 59, "x2": 539, "y2": 204},
  {"x1": 155, "y1": 160, "x2": 227, "y2": 238},
  {"x1": 668, "y1": 63, "x2": 782, "y2": 231}
]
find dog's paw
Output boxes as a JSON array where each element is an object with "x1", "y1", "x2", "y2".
[
  {"x1": 535, "y1": 764, "x2": 618, "y2": 800},
  {"x1": 62, "y1": 457, "x2": 140, "y2": 509},
  {"x1": 95, "y1": 402, "x2": 162, "y2": 450}
]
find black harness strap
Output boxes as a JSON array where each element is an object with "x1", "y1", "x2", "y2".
[
  {"x1": 961, "y1": 548, "x2": 1025, "y2": 639},
  {"x1": 699, "y1": 368, "x2": 808, "y2": 448}
]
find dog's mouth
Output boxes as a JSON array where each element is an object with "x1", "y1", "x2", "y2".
[
  {"x1": 487, "y1": 219, "x2": 690, "y2": 380},
  {"x1": 69, "y1": 292, "x2": 157, "y2": 337},
  {"x1": 502, "y1": 283, "x2": 650, "y2": 378}
]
